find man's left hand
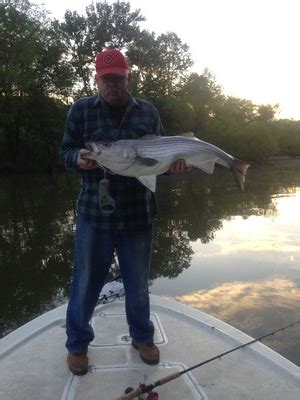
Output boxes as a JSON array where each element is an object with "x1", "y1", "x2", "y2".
[{"x1": 169, "y1": 159, "x2": 192, "y2": 173}]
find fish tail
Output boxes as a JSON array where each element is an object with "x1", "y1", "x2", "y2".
[{"x1": 232, "y1": 159, "x2": 250, "y2": 191}]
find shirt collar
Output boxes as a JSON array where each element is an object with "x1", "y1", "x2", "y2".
[{"x1": 93, "y1": 92, "x2": 140, "y2": 109}]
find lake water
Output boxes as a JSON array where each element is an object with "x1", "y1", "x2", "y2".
[{"x1": 0, "y1": 159, "x2": 299, "y2": 365}]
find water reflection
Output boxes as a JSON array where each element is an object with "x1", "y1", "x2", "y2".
[
  {"x1": 175, "y1": 278, "x2": 300, "y2": 365},
  {"x1": 0, "y1": 159, "x2": 300, "y2": 365},
  {"x1": 150, "y1": 160, "x2": 300, "y2": 282},
  {"x1": 0, "y1": 174, "x2": 76, "y2": 336}
]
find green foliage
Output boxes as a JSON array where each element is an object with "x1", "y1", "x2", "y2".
[
  {"x1": 232, "y1": 124, "x2": 279, "y2": 162},
  {"x1": 0, "y1": 0, "x2": 299, "y2": 174},
  {"x1": 273, "y1": 120, "x2": 300, "y2": 156},
  {"x1": 127, "y1": 30, "x2": 192, "y2": 102},
  {"x1": 0, "y1": 1, "x2": 71, "y2": 172}
]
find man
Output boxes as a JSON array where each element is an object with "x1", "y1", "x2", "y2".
[{"x1": 60, "y1": 48, "x2": 189, "y2": 375}]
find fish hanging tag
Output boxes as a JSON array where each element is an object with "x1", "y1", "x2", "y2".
[{"x1": 98, "y1": 178, "x2": 116, "y2": 215}]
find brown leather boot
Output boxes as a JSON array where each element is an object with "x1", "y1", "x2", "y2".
[
  {"x1": 67, "y1": 352, "x2": 89, "y2": 375},
  {"x1": 132, "y1": 341, "x2": 160, "y2": 365}
]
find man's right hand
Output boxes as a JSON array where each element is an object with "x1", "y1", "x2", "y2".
[{"x1": 77, "y1": 149, "x2": 97, "y2": 170}]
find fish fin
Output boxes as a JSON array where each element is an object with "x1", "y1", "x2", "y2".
[
  {"x1": 135, "y1": 156, "x2": 159, "y2": 166},
  {"x1": 136, "y1": 175, "x2": 157, "y2": 192},
  {"x1": 180, "y1": 132, "x2": 195, "y2": 137},
  {"x1": 232, "y1": 159, "x2": 250, "y2": 192},
  {"x1": 192, "y1": 158, "x2": 218, "y2": 174}
]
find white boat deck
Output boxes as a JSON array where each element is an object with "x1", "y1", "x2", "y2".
[{"x1": 1, "y1": 295, "x2": 299, "y2": 399}]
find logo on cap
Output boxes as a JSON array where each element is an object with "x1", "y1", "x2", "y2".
[{"x1": 104, "y1": 55, "x2": 113, "y2": 64}]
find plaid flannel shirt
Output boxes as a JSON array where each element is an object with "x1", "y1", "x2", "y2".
[{"x1": 60, "y1": 93, "x2": 164, "y2": 230}]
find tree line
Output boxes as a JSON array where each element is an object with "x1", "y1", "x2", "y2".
[{"x1": 1, "y1": 0, "x2": 300, "y2": 174}]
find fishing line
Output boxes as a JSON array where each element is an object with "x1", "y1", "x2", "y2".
[{"x1": 115, "y1": 319, "x2": 300, "y2": 400}]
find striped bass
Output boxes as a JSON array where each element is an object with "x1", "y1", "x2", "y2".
[{"x1": 83, "y1": 134, "x2": 250, "y2": 192}]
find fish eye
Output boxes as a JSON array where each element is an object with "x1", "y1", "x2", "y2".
[{"x1": 102, "y1": 143, "x2": 111, "y2": 148}]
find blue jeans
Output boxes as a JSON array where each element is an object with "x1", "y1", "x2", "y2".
[{"x1": 66, "y1": 214, "x2": 154, "y2": 353}]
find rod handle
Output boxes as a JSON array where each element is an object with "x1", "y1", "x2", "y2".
[{"x1": 157, "y1": 371, "x2": 181, "y2": 385}]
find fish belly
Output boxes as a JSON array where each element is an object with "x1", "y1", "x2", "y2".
[{"x1": 112, "y1": 159, "x2": 172, "y2": 177}]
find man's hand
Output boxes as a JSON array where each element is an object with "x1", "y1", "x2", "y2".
[
  {"x1": 169, "y1": 159, "x2": 192, "y2": 173},
  {"x1": 77, "y1": 149, "x2": 97, "y2": 170}
]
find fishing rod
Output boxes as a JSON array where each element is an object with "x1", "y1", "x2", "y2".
[{"x1": 115, "y1": 319, "x2": 300, "y2": 400}]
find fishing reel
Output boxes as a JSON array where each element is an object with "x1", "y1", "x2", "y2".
[{"x1": 124, "y1": 385, "x2": 159, "y2": 399}]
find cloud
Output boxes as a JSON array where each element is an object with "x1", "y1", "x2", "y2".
[{"x1": 175, "y1": 277, "x2": 300, "y2": 364}]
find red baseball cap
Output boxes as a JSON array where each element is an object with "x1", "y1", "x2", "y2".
[{"x1": 95, "y1": 48, "x2": 129, "y2": 80}]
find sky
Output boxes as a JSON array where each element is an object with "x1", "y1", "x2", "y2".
[{"x1": 35, "y1": 0, "x2": 300, "y2": 120}]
